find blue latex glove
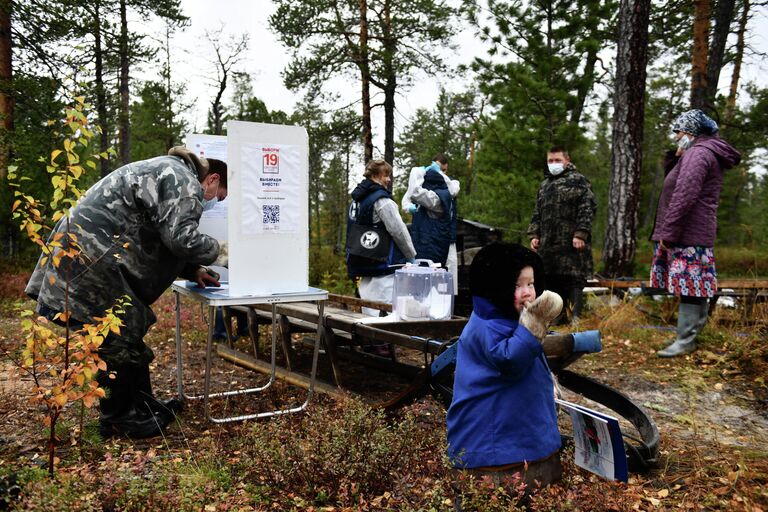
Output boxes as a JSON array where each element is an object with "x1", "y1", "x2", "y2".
[
  {"x1": 572, "y1": 330, "x2": 602, "y2": 353},
  {"x1": 425, "y1": 161, "x2": 441, "y2": 173},
  {"x1": 406, "y1": 258, "x2": 416, "y2": 264},
  {"x1": 407, "y1": 204, "x2": 418, "y2": 214}
]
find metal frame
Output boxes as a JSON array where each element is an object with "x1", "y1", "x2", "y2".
[{"x1": 172, "y1": 281, "x2": 327, "y2": 423}]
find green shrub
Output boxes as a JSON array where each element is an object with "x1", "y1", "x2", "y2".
[
  {"x1": 236, "y1": 397, "x2": 448, "y2": 507},
  {"x1": 12, "y1": 468, "x2": 100, "y2": 511}
]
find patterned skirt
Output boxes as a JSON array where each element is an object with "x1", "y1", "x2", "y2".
[{"x1": 650, "y1": 243, "x2": 717, "y2": 297}]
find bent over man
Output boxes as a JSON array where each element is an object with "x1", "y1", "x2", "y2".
[{"x1": 26, "y1": 147, "x2": 228, "y2": 438}]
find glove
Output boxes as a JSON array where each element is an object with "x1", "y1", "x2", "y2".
[
  {"x1": 407, "y1": 204, "x2": 418, "y2": 214},
  {"x1": 406, "y1": 258, "x2": 416, "y2": 264},
  {"x1": 194, "y1": 266, "x2": 221, "y2": 288},
  {"x1": 213, "y1": 241, "x2": 228, "y2": 267},
  {"x1": 519, "y1": 290, "x2": 563, "y2": 339},
  {"x1": 425, "y1": 161, "x2": 440, "y2": 173}
]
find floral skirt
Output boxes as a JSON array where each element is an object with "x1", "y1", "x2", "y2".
[{"x1": 650, "y1": 243, "x2": 717, "y2": 297}]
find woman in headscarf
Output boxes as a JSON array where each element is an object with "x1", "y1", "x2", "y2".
[{"x1": 651, "y1": 109, "x2": 741, "y2": 357}]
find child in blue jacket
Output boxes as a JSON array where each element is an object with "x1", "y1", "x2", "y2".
[{"x1": 447, "y1": 242, "x2": 563, "y2": 491}]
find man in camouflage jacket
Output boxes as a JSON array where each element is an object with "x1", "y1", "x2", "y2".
[
  {"x1": 26, "y1": 146, "x2": 227, "y2": 438},
  {"x1": 527, "y1": 146, "x2": 597, "y2": 323}
]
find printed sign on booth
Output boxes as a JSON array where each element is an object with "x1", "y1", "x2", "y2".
[{"x1": 241, "y1": 142, "x2": 302, "y2": 234}]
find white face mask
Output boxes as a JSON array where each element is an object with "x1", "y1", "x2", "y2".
[
  {"x1": 202, "y1": 197, "x2": 218, "y2": 211},
  {"x1": 547, "y1": 163, "x2": 565, "y2": 176},
  {"x1": 677, "y1": 134, "x2": 693, "y2": 151},
  {"x1": 201, "y1": 178, "x2": 220, "y2": 211}
]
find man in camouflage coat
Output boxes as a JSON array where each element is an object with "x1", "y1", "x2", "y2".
[
  {"x1": 26, "y1": 147, "x2": 228, "y2": 438},
  {"x1": 527, "y1": 146, "x2": 597, "y2": 324}
]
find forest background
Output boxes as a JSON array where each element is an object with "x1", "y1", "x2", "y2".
[{"x1": 0, "y1": 0, "x2": 767, "y2": 288}]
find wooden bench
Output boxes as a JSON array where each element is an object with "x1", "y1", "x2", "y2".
[{"x1": 590, "y1": 278, "x2": 768, "y2": 319}]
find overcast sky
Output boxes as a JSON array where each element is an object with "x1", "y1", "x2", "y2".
[
  {"x1": 154, "y1": 0, "x2": 481, "y2": 150},
  {"x1": 146, "y1": 0, "x2": 768, "y2": 165}
]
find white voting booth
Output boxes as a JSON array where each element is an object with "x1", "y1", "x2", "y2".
[
  {"x1": 187, "y1": 122, "x2": 309, "y2": 295},
  {"x1": 174, "y1": 122, "x2": 326, "y2": 423}
]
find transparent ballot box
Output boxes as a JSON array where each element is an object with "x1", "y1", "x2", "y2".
[{"x1": 392, "y1": 261, "x2": 454, "y2": 321}]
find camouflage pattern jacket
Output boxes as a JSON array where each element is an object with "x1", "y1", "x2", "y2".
[
  {"x1": 26, "y1": 155, "x2": 220, "y2": 342},
  {"x1": 526, "y1": 164, "x2": 597, "y2": 280}
]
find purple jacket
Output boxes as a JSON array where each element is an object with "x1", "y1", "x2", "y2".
[{"x1": 652, "y1": 135, "x2": 741, "y2": 247}]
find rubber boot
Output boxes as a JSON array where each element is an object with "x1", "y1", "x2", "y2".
[
  {"x1": 657, "y1": 300, "x2": 708, "y2": 358},
  {"x1": 568, "y1": 287, "x2": 585, "y2": 324},
  {"x1": 97, "y1": 367, "x2": 171, "y2": 439},
  {"x1": 134, "y1": 364, "x2": 183, "y2": 421}
]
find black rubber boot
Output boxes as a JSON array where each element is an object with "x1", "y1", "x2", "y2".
[
  {"x1": 97, "y1": 366, "x2": 171, "y2": 439},
  {"x1": 568, "y1": 286, "x2": 585, "y2": 323},
  {"x1": 134, "y1": 364, "x2": 184, "y2": 420}
]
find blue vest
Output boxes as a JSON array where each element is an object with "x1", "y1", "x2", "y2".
[
  {"x1": 346, "y1": 180, "x2": 405, "y2": 278},
  {"x1": 411, "y1": 171, "x2": 456, "y2": 266}
]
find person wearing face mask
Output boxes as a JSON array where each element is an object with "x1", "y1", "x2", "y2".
[
  {"x1": 527, "y1": 146, "x2": 597, "y2": 324},
  {"x1": 651, "y1": 109, "x2": 741, "y2": 357},
  {"x1": 26, "y1": 146, "x2": 229, "y2": 439}
]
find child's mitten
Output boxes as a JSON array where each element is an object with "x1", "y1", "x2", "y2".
[{"x1": 519, "y1": 290, "x2": 563, "y2": 339}]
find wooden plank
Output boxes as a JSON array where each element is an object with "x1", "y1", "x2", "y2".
[
  {"x1": 328, "y1": 293, "x2": 392, "y2": 312},
  {"x1": 592, "y1": 278, "x2": 768, "y2": 290},
  {"x1": 216, "y1": 343, "x2": 344, "y2": 399}
]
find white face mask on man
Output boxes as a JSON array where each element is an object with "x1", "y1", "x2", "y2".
[
  {"x1": 547, "y1": 163, "x2": 565, "y2": 176},
  {"x1": 201, "y1": 177, "x2": 220, "y2": 211}
]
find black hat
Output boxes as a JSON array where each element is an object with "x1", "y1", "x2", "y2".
[{"x1": 469, "y1": 242, "x2": 544, "y2": 314}]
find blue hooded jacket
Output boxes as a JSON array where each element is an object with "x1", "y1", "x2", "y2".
[
  {"x1": 446, "y1": 296, "x2": 561, "y2": 468},
  {"x1": 411, "y1": 170, "x2": 456, "y2": 266}
]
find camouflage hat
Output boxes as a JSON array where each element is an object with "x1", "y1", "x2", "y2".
[
  {"x1": 168, "y1": 146, "x2": 209, "y2": 180},
  {"x1": 671, "y1": 109, "x2": 719, "y2": 137}
]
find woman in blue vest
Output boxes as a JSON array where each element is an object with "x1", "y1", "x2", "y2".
[{"x1": 346, "y1": 159, "x2": 416, "y2": 321}]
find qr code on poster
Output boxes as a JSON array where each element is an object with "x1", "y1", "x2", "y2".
[{"x1": 262, "y1": 204, "x2": 280, "y2": 224}]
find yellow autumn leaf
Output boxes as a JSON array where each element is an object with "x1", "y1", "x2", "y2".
[{"x1": 53, "y1": 393, "x2": 68, "y2": 407}]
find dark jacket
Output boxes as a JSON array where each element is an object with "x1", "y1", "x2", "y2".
[
  {"x1": 526, "y1": 164, "x2": 597, "y2": 280},
  {"x1": 446, "y1": 296, "x2": 561, "y2": 468},
  {"x1": 26, "y1": 155, "x2": 218, "y2": 345},
  {"x1": 346, "y1": 179, "x2": 407, "y2": 277},
  {"x1": 652, "y1": 135, "x2": 741, "y2": 247},
  {"x1": 411, "y1": 170, "x2": 455, "y2": 266}
]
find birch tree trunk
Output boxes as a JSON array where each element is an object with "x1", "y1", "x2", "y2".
[{"x1": 603, "y1": 0, "x2": 651, "y2": 277}]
